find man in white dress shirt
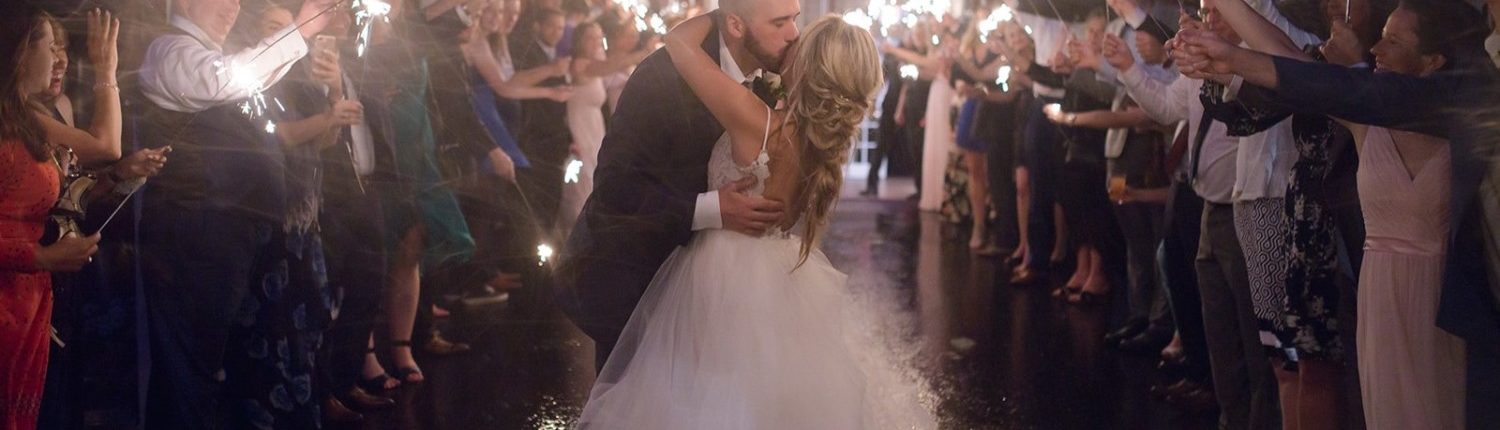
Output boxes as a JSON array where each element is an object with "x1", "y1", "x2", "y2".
[{"x1": 134, "y1": 0, "x2": 333, "y2": 427}]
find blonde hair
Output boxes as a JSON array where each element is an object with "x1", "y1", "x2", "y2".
[{"x1": 783, "y1": 15, "x2": 882, "y2": 266}]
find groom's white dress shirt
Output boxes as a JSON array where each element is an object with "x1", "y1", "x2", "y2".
[{"x1": 690, "y1": 31, "x2": 754, "y2": 231}]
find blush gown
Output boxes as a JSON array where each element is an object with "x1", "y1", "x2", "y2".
[
  {"x1": 0, "y1": 141, "x2": 60, "y2": 430},
  {"x1": 1355, "y1": 127, "x2": 1465, "y2": 430},
  {"x1": 577, "y1": 113, "x2": 937, "y2": 430}
]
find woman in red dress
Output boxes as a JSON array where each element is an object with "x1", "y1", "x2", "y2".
[{"x1": 0, "y1": 5, "x2": 101, "y2": 428}]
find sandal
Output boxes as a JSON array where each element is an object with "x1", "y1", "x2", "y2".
[
  {"x1": 1068, "y1": 290, "x2": 1107, "y2": 306},
  {"x1": 389, "y1": 341, "x2": 425, "y2": 384},
  {"x1": 358, "y1": 349, "x2": 400, "y2": 392}
]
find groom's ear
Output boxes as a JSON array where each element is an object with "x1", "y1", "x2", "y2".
[{"x1": 723, "y1": 12, "x2": 747, "y2": 40}]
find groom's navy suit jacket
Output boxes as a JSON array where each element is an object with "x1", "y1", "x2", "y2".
[{"x1": 557, "y1": 16, "x2": 728, "y2": 365}]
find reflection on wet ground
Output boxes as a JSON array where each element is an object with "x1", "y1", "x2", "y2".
[{"x1": 343, "y1": 187, "x2": 1217, "y2": 430}]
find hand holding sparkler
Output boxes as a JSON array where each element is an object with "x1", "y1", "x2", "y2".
[
  {"x1": 1320, "y1": 19, "x2": 1364, "y2": 67},
  {"x1": 1101, "y1": 33, "x2": 1134, "y2": 72},
  {"x1": 112, "y1": 146, "x2": 170, "y2": 180},
  {"x1": 296, "y1": 0, "x2": 341, "y2": 38}
]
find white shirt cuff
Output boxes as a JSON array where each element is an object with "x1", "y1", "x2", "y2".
[{"x1": 692, "y1": 191, "x2": 722, "y2": 231}]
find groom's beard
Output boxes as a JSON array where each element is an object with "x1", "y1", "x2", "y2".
[{"x1": 744, "y1": 30, "x2": 788, "y2": 73}]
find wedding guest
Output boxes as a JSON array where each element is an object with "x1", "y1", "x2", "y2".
[
  {"x1": 1177, "y1": 0, "x2": 1495, "y2": 425},
  {"x1": 1111, "y1": 3, "x2": 1281, "y2": 427},
  {"x1": 134, "y1": 0, "x2": 334, "y2": 426},
  {"x1": 34, "y1": 11, "x2": 168, "y2": 429},
  {"x1": 511, "y1": 8, "x2": 575, "y2": 236},
  {"x1": 0, "y1": 6, "x2": 101, "y2": 428},
  {"x1": 558, "y1": 20, "x2": 654, "y2": 233}
]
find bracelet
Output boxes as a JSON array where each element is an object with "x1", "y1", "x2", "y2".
[{"x1": 93, "y1": 82, "x2": 119, "y2": 91}]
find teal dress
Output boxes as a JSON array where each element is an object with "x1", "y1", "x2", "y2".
[{"x1": 376, "y1": 46, "x2": 475, "y2": 267}]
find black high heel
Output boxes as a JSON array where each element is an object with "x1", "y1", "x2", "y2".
[{"x1": 389, "y1": 340, "x2": 425, "y2": 384}]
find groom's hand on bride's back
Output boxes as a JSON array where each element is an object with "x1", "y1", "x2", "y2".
[{"x1": 720, "y1": 176, "x2": 786, "y2": 236}]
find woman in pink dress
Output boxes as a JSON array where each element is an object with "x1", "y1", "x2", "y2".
[
  {"x1": 0, "y1": 7, "x2": 101, "y2": 429},
  {"x1": 1349, "y1": 7, "x2": 1465, "y2": 428}
]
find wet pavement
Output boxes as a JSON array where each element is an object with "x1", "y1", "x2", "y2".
[{"x1": 340, "y1": 181, "x2": 1219, "y2": 430}]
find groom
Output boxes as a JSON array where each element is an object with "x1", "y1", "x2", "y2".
[{"x1": 558, "y1": 0, "x2": 802, "y2": 369}]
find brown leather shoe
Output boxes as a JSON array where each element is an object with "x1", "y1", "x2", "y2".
[
  {"x1": 323, "y1": 396, "x2": 364, "y2": 423},
  {"x1": 345, "y1": 387, "x2": 396, "y2": 410},
  {"x1": 422, "y1": 333, "x2": 472, "y2": 356}
]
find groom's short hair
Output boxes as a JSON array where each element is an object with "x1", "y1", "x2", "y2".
[{"x1": 720, "y1": 0, "x2": 756, "y2": 16}]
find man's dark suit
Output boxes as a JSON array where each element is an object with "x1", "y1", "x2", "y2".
[
  {"x1": 1262, "y1": 50, "x2": 1500, "y2": 429},
  {"x1": 511, "y1": 35, "x2": 574, "y2": 229},
  {"x1": 556, "y1": 19, "x2": 729, "y2": 370}
]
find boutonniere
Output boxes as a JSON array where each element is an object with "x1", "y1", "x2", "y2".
[{"x1": 748, "y1": 70, "x2": 788, "y2": 102}]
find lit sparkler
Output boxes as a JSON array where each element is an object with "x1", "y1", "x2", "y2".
[
  {"x1": 219, "y1": 60, "x2": 270, "y2": 118},
  {"x1": 899, "y1": 64, "x2": 919, "y2": 80},
  {"x1": 537, "y1": 244, "x2": 555, "y2": 266},
  {"x1": 353, "y1": 0, "x2": 392, "y2": 57},
  {"x1": 977, "y1": 4, "x2": 1014, "y2": 40},
  {"x1": 995, "y1": 65, "x2": 1011, "y2": 92},
  {"x1": 842, "y1": 9, "x2": 874, "y2": 29},
  {"x1": 564, "y1": 157, "x2": 583, "y2": 184}
]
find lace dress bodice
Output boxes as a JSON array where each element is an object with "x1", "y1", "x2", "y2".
[{"x1": 706, "y1": 107, "x2": 796, "y2": 237}]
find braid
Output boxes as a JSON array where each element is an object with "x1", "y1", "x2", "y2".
[
  {"x1": 776, "y1": 15, "x2": 884, "y2": 268},
  {"x1": 790, "y1": 80, "x2": 872, "y2": 267}
]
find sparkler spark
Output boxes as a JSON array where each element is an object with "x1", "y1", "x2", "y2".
[
  {"x1": 353, "y1": 0, "x2": 392, "y2": 57},
  {"x1": 218, "y1": 60, "x2": 270, "y2": 118},
  {"x1": 564, "y1": 158, "x2": 583, "y2": 184},
  {"x1": 899, "y1": 64, "x2": 919, "y2": 80},
  {"x1": 996, "y1": 65, "x2": 1011, "y2": 92},
  {"x1": 977, "y1": 5, "x2": 1014, "y2": 40},
  {"x1": 842, "y1": 10, "x2": 874, "y2": 29},
  {"x1": 264, "y1": 121, "x2": 277, "y2": 134},
  {"x1": 537, "y1": 244, "x2": 555, "y2": 266}
]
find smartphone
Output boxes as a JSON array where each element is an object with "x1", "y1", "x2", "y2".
[{"x1": 313, "y1": 35, "x2": 339, "y2": 62}]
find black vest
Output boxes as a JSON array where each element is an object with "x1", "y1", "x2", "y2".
[{"x1": 139, "y1": 29, "x2": 287, "y2": 222}]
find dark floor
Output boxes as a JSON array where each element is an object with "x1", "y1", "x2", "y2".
[{"x1": 341, "y1": 183, "x2": 1219, "y2": 430}]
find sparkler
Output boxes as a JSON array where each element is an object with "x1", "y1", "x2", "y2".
[
  {"x1": 537, "y1": 244, "x2": 555, "y2": 266},
  {"x1": 899, "y1": 64, "x2": 919, "y2": 80},
  {"x1": 352, "y1": 0, "x2": 392, "y2": 57},
  {"x1": 564, "y1": 157, "x2": 584, "y2": 184},
  {"x1": 842, "y1": 10, "x2": 874, "y2": 29},
  {"x1": 219, "y1": 60, "x2": 270, "y2": 119},
  {"x1": 995, "y1": 65, "x2": 1011, "y2": 92},
  {"x1": 976, "y1": 4, "x2": 1014, "y2": 40},
  {"x1": 264, "y1": 121, "x2": 277, "y2": 134}
]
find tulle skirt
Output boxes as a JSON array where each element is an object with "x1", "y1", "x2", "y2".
[{"x1": 578, "y1": 230, "x2": 935, "y2": 430}]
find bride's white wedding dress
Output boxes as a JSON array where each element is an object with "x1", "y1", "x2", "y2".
[{"x1": 577, "y1": 113, "x2": 936, "y2": 430}]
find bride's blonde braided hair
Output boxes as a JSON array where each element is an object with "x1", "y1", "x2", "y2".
[{"x1": 783, "y1": 16, "x2": 882, "y2": 267}]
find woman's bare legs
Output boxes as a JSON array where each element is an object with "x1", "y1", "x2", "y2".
[
  {"x1": 387, "y1": 226, "x2": 425, "y2": 382},
  {"x1": 1012, "y1": 167, "x2": 1031, "y2": 265},
  {"x1": 966, "y1": 150, "x2": 991, "y2": 249}
]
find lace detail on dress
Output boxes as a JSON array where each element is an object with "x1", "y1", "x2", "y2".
[{"x1": 707, "y1": 106, "x2": 794, "y2": 239}]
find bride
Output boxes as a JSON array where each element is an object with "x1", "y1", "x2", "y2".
[{"x1": 576, "y1": 13, "x2": 936, "y2": 430}]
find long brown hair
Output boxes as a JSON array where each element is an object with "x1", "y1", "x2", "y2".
[
  {"x1": 0, "y1": 3, "x2": 51, "y2": 161},
  {"x1": 782, "y1": 16, "x2": 883, "y2": 267}
]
